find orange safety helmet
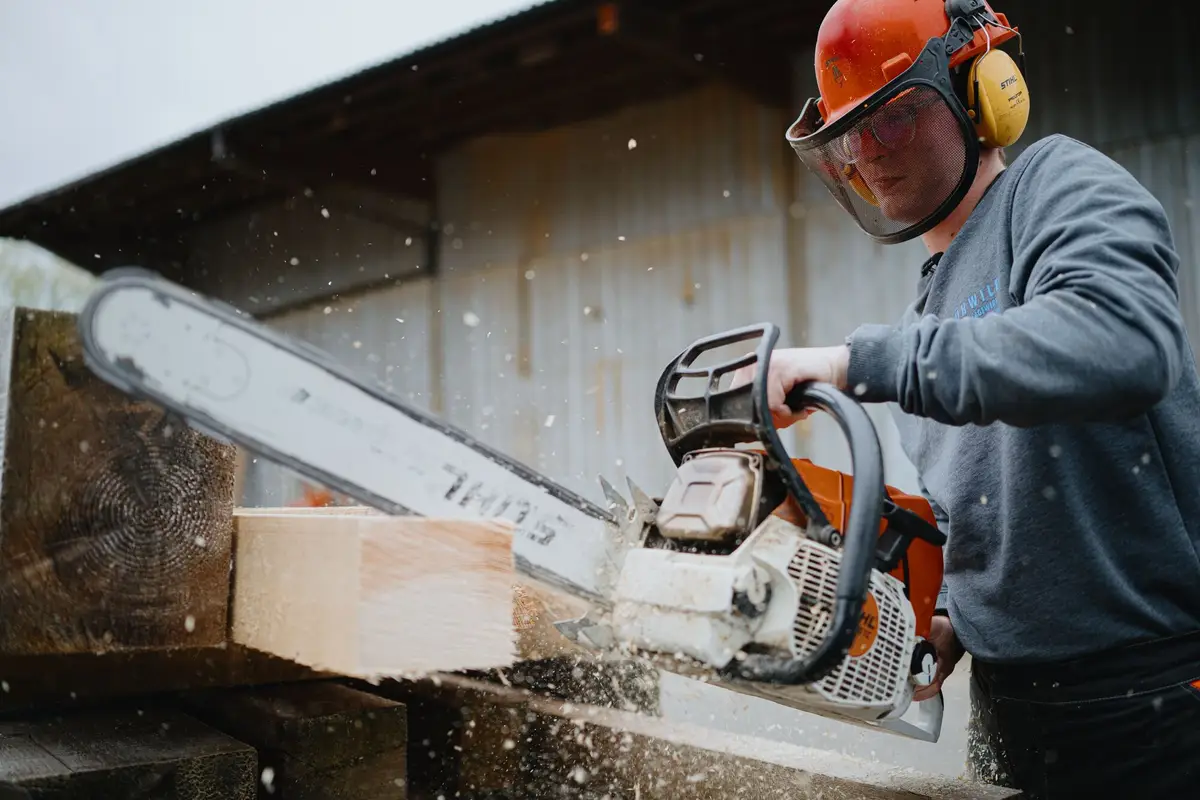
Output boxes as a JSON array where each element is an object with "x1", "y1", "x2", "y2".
[{"x1": 786, "y1": 0, "x2": 1030, "y2": 244}]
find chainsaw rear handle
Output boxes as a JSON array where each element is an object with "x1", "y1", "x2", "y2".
[{"x1": 655, "y1": 323, "x2": 887, "y2": 685}]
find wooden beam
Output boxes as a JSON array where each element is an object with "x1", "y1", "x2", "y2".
[
  {"x1": 181, "y1": 680, "x2": 408, "y2": 799},
  {"x1": 0, "y1": 643, "x2": 328, "y2": 715},
  {"x1": 0, "y1": 307, "x2": 238, "y2": 656},
  {"x1": 230, "y1": 509, "x2": 519, "y2": 677},
  {"x1": 234, "y1": 506, "x2": 595, "y2": 663},
  {"x1": 0, "y1": 707, "x2": 257, "y2": 797},
  {"x1": 372, "y1": 673, "x2": 1022, "y2": 800}
]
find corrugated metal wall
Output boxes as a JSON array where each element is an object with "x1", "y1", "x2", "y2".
[
  {"x1": 432, "y1": 84, "x2": 798, "y2": 503},
  {"x1": 228, "y1": 83, "x2": 803, "y2": 507}
]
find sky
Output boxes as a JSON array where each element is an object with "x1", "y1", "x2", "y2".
[{"x1": 0, "y1": 0, "x2": 542, "y2": 209}]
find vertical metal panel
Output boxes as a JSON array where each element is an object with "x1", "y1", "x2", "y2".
[
  {"x1": 433, "y1": 83, "x2": 797, "y2": 503},
  {"x1": 437, "y1": 260, "x2": 540, "y2": 470},
  {"x1": 506, "y1": 214, "x2": 794, "y2": 502},
  {"x1": 436, "y1": 83, "x2": 788, "y2": 272},
  {"x1": 1001, "y1": 0, "x2": 1200, "y2": 154},
  {"x1": 240, "y1": 278, "x2": 435, "y2": 506},
  {"x1": 791, "y1": 198, "x2": 929, "y2": 494}
]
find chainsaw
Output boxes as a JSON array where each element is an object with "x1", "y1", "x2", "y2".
[{"x1": 74, "y1": 267, "x2": 948, "y2": 743}]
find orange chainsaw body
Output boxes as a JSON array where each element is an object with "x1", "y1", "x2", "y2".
[{"x1": 772, "y1": 457, "x2": 944, "y2": 641}]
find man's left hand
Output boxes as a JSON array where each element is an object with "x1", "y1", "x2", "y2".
[{"x1": 729, "y1": 345, "x2": 851, "y2": 429}]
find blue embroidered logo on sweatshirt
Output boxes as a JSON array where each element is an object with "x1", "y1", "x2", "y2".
[{"x1": 954, "y1": 277, "x2": 1002, "y2": 319}]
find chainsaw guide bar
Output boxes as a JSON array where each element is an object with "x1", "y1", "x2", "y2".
[{"x1": 75, "y1": 266, "x2": 948, "y2": 745}]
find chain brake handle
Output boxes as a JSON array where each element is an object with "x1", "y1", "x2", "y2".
[
  {"x1": 653, "y1": 322, "x2": 834, "y2": 529},
  {"x1": 653, "y1": 322, "x2": 889, "y2": 685}
]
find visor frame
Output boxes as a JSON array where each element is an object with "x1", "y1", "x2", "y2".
[{"x1": 786, "y1": 36, "x2": 983, "y2": 245}]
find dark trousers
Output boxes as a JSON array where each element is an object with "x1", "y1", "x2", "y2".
[{"x1": 966, "y1": 630, "x2": 1200, "y2": 799}]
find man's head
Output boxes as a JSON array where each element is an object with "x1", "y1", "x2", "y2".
[{"x1": 786, "y1": 0, "x2": 1030, "y2": 245}]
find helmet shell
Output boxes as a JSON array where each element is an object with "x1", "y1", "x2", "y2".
[{"x1": 814, "y1": 0, "x2": 1017, "y2": 124}]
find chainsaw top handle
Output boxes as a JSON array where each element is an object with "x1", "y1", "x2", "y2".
[{"x1": 654, "y1": 322, "x2": 887, "y2": 686}]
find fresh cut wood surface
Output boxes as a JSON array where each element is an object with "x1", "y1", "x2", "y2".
[{"x1": 231, "y1": 509, "x2": 520, "y2": 678}]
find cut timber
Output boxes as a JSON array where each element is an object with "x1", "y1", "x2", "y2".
[
  {"x1": 181, "y1": 680, "x2": 408, "y2": 798},
  {"x1": 232, "y1": 509, "x2": 518, "y2": 677},
  {"x1": 239, "y1": 506, "x2": 662, "y2": 716},
  {"x1": 0, "y1": 707, "x2": 256, "y2": 798},
  {"x1": 373, "y1": 673, "x2": 1021, "y2": 800},
  {"x1": 0, "y1": 307, "x2": 237, "y2": 655},
  {"x1": 236, "y1": 505, "x2": 589, "y2": 662}
]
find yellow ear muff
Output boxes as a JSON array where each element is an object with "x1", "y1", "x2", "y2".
[
  {"x1": 966, "y1": 48, "x2": 1030, "y2": 148},
  {"x1": 843, "y1": 164, "x2": 880, "y2": 207}
]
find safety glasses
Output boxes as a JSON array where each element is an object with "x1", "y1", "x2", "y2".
[{"x1": 828, "y1": 91, "x2": 943, "y2": 165}]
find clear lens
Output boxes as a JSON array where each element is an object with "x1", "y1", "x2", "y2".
[{"x1": 831, "y1": 89, "x2": 941, "y2": 165}]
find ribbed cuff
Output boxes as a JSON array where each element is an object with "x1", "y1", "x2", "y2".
[
  {"x1": 844, "y1": 324, "x2": 904, "y2": 403},
  {"x1": 935, "y1": 586, "x2": 950, "y2": 616}
]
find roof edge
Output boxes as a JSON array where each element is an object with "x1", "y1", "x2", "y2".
[{"x1": 0, "y1": 0, "x2": 569, "y2": 216}]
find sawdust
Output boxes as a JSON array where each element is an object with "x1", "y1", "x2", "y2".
[
  {"x1": 418, "y1": 673, "x2": 1021, "y2": 799},
  {"x1": 513, "y1": 583, "x2": 542, "y2": 631},
  {"x1": 965, "y1": 685, "x2": 1015, "y2": 790}
]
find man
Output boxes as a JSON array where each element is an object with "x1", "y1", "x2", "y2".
[{"x1": 733, "y1": 0, "x2": 1200, "y2": 797}]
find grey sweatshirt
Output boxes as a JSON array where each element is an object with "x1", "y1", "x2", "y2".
[{"x1": 846, "y1": 133, "x2": 1200, "y2": 665}]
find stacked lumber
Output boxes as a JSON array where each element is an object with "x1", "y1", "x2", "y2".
[
  {"x1": 181, "y1": 681, "x2": 409, "y2": 798},
  {"x1": 0, "y1": 709, "x2": 258, "y2": 798},
  {"x1": 0, "y1": 305, "x2": 1020, "y2": 800},
  {"x1": 0, "y1": 307, "x2": 235, "y2": 655},
  {"x1": 0, "y1": 307, "x2": 323, "y2": 717}
]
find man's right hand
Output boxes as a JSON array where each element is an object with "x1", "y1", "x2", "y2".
[{"x1": 912, "y1": 615, "x2": 965, "y2": 702}]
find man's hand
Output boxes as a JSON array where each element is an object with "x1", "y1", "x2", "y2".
[
  {"x1": 912, "y1": 615, "x2": 965, "y2": 702},
  {"x1": 728, "y1": 345, "x2": 851, "y2": 429}
]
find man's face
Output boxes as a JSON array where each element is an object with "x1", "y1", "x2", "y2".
[{"x1": 833, "y1": 89, "x2": 965, "y2": 225}]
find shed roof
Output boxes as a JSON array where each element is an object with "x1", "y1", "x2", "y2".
[{"x1": 0, "y1": 0, "x2": 817, "y2": 270}]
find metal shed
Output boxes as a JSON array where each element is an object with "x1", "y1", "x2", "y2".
[{"x1": 2, "y1": 0, "x2": 1196, "y2": 505}]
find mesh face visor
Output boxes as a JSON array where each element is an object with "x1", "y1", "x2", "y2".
[{"x1": 787, "y1": 41, "x2": 981, "y2": 244}]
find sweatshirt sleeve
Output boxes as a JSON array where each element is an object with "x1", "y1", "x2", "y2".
[{"x1": 845, "y1": 137, "x2": 1188, "y2": 428}]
